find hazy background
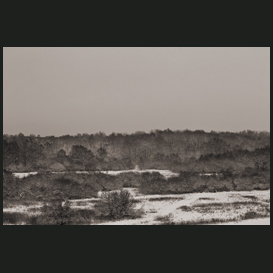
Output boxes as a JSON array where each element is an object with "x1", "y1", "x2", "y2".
[{"x1": 3, "y1": 47, "x2": 270, "y2": 136}]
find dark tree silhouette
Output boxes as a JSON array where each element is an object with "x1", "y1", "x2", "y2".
[{"x1": 69, "y1": 145, "x2": 94, "y2": 170}]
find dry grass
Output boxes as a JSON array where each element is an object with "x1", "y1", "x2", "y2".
[
  {"x1": 154, "y1": 213, "x2": 174, "y2": 223},
  {"x1": 157, "y1": 210, "x2": 269, "y2": 225},
  {"x1": 160, "y1": 217, "x2": 240, "y2": 225},
  {"x1": 3, "y1": 207, "x2": 101, "y2": 225}
]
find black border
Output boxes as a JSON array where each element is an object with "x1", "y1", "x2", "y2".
[{"x1": 1, "y1": 21, "x2": 271, "y2": 263}]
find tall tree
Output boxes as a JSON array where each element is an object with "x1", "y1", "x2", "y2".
[{"x1": 69, "y1": 145, "x2": 94, "y2": 170}]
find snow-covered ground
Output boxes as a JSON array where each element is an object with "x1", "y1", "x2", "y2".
[
  {"x1": 4, "y1": 187, "x2": 270, "y2": 225},
  {"x1": 99, "y1": 169, "x2": 179, "y2": 178},
  {"x1": 12, "y1": 169, "x2": 179, "y2": 179},
  {"x1": 12, "y1": 172, "x2": 38, "y2": 179},
  {"x1": 12, "y1": 170, "x2": 224, "y2": 180},
  {"x1": 3, "y1": 204, "x2": 42, "y2": 214},
  {"x1": 95, "y1": 189, "x2": 270, "y2": 225}
]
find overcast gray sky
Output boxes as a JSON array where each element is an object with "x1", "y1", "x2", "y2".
[{"x1": 3, "y1": 47, "x2": 270, "y2": 136}]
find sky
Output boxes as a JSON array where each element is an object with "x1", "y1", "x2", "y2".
[{"x1": 3, "y1": 47, "x2": 270, "y2": 136}]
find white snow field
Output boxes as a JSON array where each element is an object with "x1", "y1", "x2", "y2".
[
  {"x1": 12, "y1": 170, "x2": 223, "y2": 180},
  {"x1": 12, "y1": 172, "x2": 38, "y2": 179},
  {"x1": 95, "y1": 189, "x2": 270, "y2": 225},
  {"x1": 12, "y1": 169, "x2": 179, "y2": 179}
]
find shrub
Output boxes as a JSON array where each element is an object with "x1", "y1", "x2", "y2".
[
  {"x1": 179, "y1": 206, "x2": 192, "y2": 211},
  {"x1": 40, "y1": 201, "x2": 74, "y2": 225},
  {"x1": 94, "y1": 190, "x2": 138, "y2": 219},
  {"x1": 242, "y1": 211, "x2": 260, "y2": 220}
]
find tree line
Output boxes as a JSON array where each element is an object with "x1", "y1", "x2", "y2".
[{"x1": 3, "y1": 129, "x2": 270, "y2": 172}]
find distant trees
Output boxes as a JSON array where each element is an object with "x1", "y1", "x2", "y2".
[
  {"x1": 254, "y1": 151, "x2": 270, "y2": 171},
  {"x1": 57, "y1": 149, "x2": 66, "y2": 158},
  {"x1": 3, "y1": 140, "x2": 20, "y2": 169},
  {"x1": 57, "y1": 149, "x2": 67, "y2": 164},
  {"x1": 15, "y1": 133, "x2": 27, "y2": 165},
  {"x1": 25, "y1": 137, "x2": 45, "y2": 166},
  {"x1": 96, "y1": 147, "x2": 107, "y2": 160},
  {"x1": 3, "y1": 133, "x2": 44, "y2": 169},
  {"x1": 69, "y1": 145, "x2": 94, "y2": 170},
  {"x1": 2, "y1": 130, "x2": 270, "y2": 172}
]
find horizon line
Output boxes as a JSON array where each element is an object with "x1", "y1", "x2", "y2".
[{"x1": 3, "y1": 128, "x2": 270, "y2": 138}]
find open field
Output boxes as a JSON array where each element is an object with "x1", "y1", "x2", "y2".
[{"x1": 3, "y1": 188, "x2": 270, "y2": 225}]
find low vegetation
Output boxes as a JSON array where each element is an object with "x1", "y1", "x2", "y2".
[
  {"x1": 3, "y1": 171, "x2": 142, "y2": 202},
  {"x1": 3, "y1": 190, "x2": 144, "y2": 225},
  {"x1": 94, "y1": 190, "x2": 144, "y2": 220},
  {"x1": 156, "y1": 210, "x2": 269, "y2": 225},
  {"x1": 139, "y1": 169, "x2": 270, "y2": 195},
  {"x1": 3, "y1": 212, "x2": 38, "y2": 225},
  {"x1": 154, "y1": 213, "x2": 174, "y2": 224}
]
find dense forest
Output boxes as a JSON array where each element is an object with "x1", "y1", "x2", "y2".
[{"x1": 3, "y1": 129, "x2": 270, "y2": 173}]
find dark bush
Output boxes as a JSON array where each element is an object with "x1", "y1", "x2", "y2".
[
  {"x1": 94, "y1": 190, "x2": 139, "y2": 219},
  {"x1": 40, "y1": 201, "x2": 74, "y2": 225},
  {"x1": 242, "y1": 211, "x2": 260, "y2": 220}
]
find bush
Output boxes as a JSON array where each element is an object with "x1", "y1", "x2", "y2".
[
  {"x1": 40, "y1": 201, "x2": 74, "y2": 225},
  {"x1": 242, "y1": 211, "x2": 260, "y2": 220},
  {"x1": 94, "y1": 190, "x2": 138, "y2": 219}
]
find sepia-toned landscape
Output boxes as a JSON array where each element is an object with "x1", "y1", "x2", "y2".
[{"x1": 3, "y1": 47, "x2": 270, "y2": 225}]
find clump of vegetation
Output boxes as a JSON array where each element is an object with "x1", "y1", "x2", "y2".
[
  {"x1": 3, "y1": 205, "x2": 96, "y2": 225},
  {"x1": 241, "y1": 211, "x2": 269, "y2": 220},
  {"x1": 40, "y1": 201, "x2": 74, "y2": 225},
  {"x1": 172, "y1": 217, "x2": 240, "y2": 225},
  {"x1": 94, "y1": 190, "x2": 143, "y2": 219},
  {"x1": 139, "y1": 167, "x2": 270, "y2": 195},
  {"x1": 3, "y1": 212, "x2": 39, "y2": 225},
  {"x1": 154, "y1": 213, "x2": 174, "y2": 224},
  {"x1": 179, "y1": 206, "x2": 192, "y2": 211},
  {"x1": 73, "y1": 209, "x2": 96, "y2": 224},
  {"x1": 242, "y1": 195, "x2": 258, "y2": 200},
  {"x1": 242, "y1": 211, "x2": 259, "y2": 220}
]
